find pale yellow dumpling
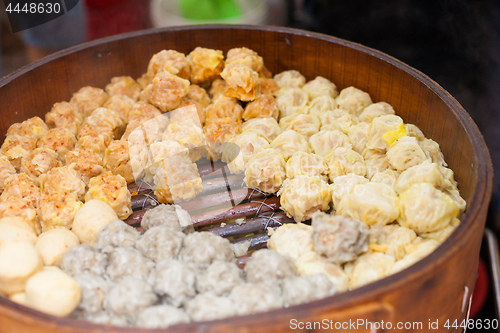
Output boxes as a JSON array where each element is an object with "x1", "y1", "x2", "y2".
[
  {"x1": 398, "y1": 183, "x2": 459, "y2": 234},
  {"x1": 366, "y1": 115, "x2": 406, "y2": 151},
  {"x1": 275, "y1": 88, "x2": 309, "y2": 118},
  {"x1": 325, "y1": 147, "x2": 366, "y2": 181},
  {"x1": 274, "y1": 70, "x2": 306, "y2": 88},
  {"x1": 85, "y1": 172, "x2": 132, "y2": 220},
  {"x1": 144, "y1": 139, "x2": 188, "y2": 182},
  {"x1": 358, "y1": 102, "x2": 395, "y2": 123},
  {"x1": 344, "y1": 252, "x2": 395, "y2": 289},
  {"x1": 330, "y1": 174, "x2": 368, "y2": 210},
  {"x1": 267, "y1": 223, "x2": 314, "y2": 260},
  {"x1": 245, "y1": 149, "x2": 286, "y2": 194},
  {"x1": 419, "y1": 138, "x2": 447, "y2": 167},
  {"x1": 370, "y1": 169, "x2": 400, "y2": 188},
  {"x1": 420, "y1": 218, "x2": 460, "y2": 243},
  {"x1": 309, "y1": 130, "x2": 351, "y2": 157},
  {"x1": 240, "y1": 117, "x2": 282, "y2": 143},
  {"x1": 335, "y1": 87, "x2": 373, "y2": 117},
  {"x1": 221, "y1": 132, "x2": 270, "y2": 174},
  {"x1": 279, "y1": 113, "x2": 321, "y2": 139},
  {"x1": 370, "y1": 225, "x2": 417, "y2": 260},
  {"x1": 387, "y1": 136, "x2": 428, "y2": 172},
  {"x1": 391, "y1": 238, "x2": 440, "y2": 274},
  {"x1": 394, "y1": 160, "x2": 446, "y2": 194},
  {"x1": 303, "y1": 76, "x2": 338, "y2": 99},
  {"x1": 337, "y1": 182, "x2": 399, "y2": 226},
  {"x1": 363, "y1": 149, "x2": 392, "y2": 179},
  {"x1": 319, "y1": 109, "x2": 357, "y2": 134},
  {"x1": 270, "y1": 130, "x2": 310, "y2": 160},
  {"x1": 277, "y1": 175, "x2": 331, "y2": 222},
  {"x1": 305, "y1": 96, "x2": 337, "y2": 115},
  {"x1": 285, "y1": 151, "x2": 328, "y2": 180},
  {"x1": 295, "y1": 252, "x2": 349, "y2": 292},
  {"x1": 0, "y1": 154, "x2": 16, "y2": 192}
]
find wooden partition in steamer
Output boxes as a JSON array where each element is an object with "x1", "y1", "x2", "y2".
[{"x1": 0, "y1": 26, "x2": 493, "y2": 333}]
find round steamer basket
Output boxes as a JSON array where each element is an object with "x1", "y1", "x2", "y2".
[{"x1": 0, "y1": 26, "x2": 493, "y2": 333}]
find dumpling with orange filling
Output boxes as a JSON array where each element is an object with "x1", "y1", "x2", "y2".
[
  {"x1": 38, "y1": 192, "x2": 83, "y2": 231},
  {"x1": 103, "y1": 95, "x2": 135, "y2": 123},
  {"x1": 204, "y1": 118, "x2": 240, "y2": 161},
  {"x1": 105, "y1": 76, "x2": 142, "y2": 101},
  {"x1": 225, "y1": 47, "x2": 264, "y2": 73},
  {"x1": 243, "y1": 95, "x2": 279, "y2": 121},
  {"x1": 0, "y1": 155, "x2": 16, "y2": 193},
  {"x1": 146, "y1": 50, "x2": 191, "y2": 81},
  {"x1": 185, "y1": 84, "x2": 211, "y2": 108},
  {"x1": 187, "y1": 47, "x2": 224, "y2": 84},
  {"x1": 39, "y1": 164, "x2": 86, "y2": 201},
  {"x1": 7, "y1": 116, "x2": 48, "y2": 140},
  {"x1": 140, "y1": 72, "x2": 190, "y2": 112},
  {"x1": 76, "y1": 125, "x2": 114, "y2": 157},
  {"x1": 208, "y1": 78, "x2": 227, "y2": 102},
  {"x1": 205, "y1": 97, "x2": 243, "y2": 124},
  {"x1": 45, "y1": 102, "x2": 83, "y2": 136},
  {"x1": 82, "y1": 108, "x2": 125, "y2": 137},
  {"x1": 20, "y1": 148, "x2": 61, "y2": 184},
  {"x1": 104, "y1": 140, "x2": 135, "y2": 183},
  {"x1": 70, "y1": 86, "x2": 109, "y2": 117},
  {"x1": 37, "y1": 128, "x2": 77, "y2": 162},
  {"x1": 221, "y1": 64, "x2": 261, "y2": 102},
  {"x1": 0, "y1": 198, "x2": 40, "y2": 234},
  {"x1": 85, "y1": 172, "x2": 132, "y2": 220},
  {"x1": 1, "y1": 135, "x2": 38, "y2": 170},
  {"x1": 0, "y1": 173, "x2": 40, "y2": 208},
  {"x1": 65, "y1": 149, "x2": 105, "y2": 185}
]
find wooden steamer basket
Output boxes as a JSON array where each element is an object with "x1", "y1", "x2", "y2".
[{"x1": 0, "y1": 26, "x2": 493, "y2": 333}]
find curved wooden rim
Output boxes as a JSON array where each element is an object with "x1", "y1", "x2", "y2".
[{"x1": 0, "y1": 25, "x2": 493, "y2": 331}]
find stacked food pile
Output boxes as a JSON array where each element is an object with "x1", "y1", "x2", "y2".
[{"x1": 0, "y1": 46, "x2": 465, "y2": 328}]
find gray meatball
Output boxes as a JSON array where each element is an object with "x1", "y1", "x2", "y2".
[
  {"x1": 244, "y1": 249, "x2": 297, "y2": 283},
  {"x1": 106, "y1": 247, "x2": 154, "y2": 282},
  {"x1": 136, "y1": 226, "x2": 185, "y2": 262},
  {"x1": 281, "y1": 274, "x2": 336, "y2": 307},
  {"x1": 150, "y1": 259, "x2": 198, "y2": 307},
  {"x1": 196, "y1": 261, "x2": 244, "y2": 296},
  {"x1": 93, "y1": 220, "x2": 140, "y2": 253},
  {"x1": 186, "y1": 292, "x2": 236, "y2": 321},
  {"x1": 103, "y1": 277, "x2": 157, "y2": 323},
  {"x1": 141, "y1": 204, "x2": 194, "y2": 234},
  {"x1": 136, "y1": 305, "x2": 190, "y2": 328},
  {"x1": 229, "y1": 283, "x2": 283, "y2": 315},
  {"x1": 180, "y1": 232, "x2": 233, "y2": 268},
  {"x1": 72, "y1": 272, "x2": 111, "y2": 316},
  {"x1": 61, "y1": 244, "x2": 107, "y2": 277},
  {"x1": 311, "y1": 211, "x2": 370, "y2": 264}
]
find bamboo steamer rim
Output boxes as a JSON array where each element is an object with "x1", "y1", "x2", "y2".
[{"x1": 0, "y1": 25, "x2": 493, "y2": 331}]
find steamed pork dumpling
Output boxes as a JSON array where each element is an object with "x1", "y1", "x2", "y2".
[
  {"x1": 274, "y1": 70, "x2": 306, "y2": 88},
  {"x1": 344, "y1": 252, "x2": 395, "y2": 288},
  {"x1": 105, "y1": 76, "x2": 142, "y2": 102},
  {"x1": 146, "y1": 50, "x2": 191, "y2": 81},
  {"x1": 267, "y1": 223, "x2": 314, "y2": 260},
  {"x1": 398, "y1": 183, "x2": 459, "y2": 234},
  {"x1": 269, "y1": 130, "x2": 310, "y2": 160},
  {"x1": 419, "y1": 138, "x2": 447, "y2": 167},
  {"x1": 358, "y1": 102, "x2": 395, "y2": 123},
  {"x1": 366, "y1": 115, "x2": 406, "y2": 151},
  {"x1": 363, "y1": 149, "x2": 392, "y2": 179},
  {"x1": 275, "y1": 88, "x2": 309, "y2": 118},
  {"x1": 347, "y1": 122, "x2": 372, "y2": 154},
  {"x1": 394, "y1": 161, "x2": 446, "y2": 194},
  {"x1": 221, "y1": 132, "x2": 270, "y2": 174},
  {"x1": 205, "y1": 97, "x2": 243, "y2": 124},
  {"x1": 370, "y1": 169, "x2": 400, "y2": 188},
  {"x1": 420, "y1": 218, "x2": 459, "y2": 243},
  {"x1": 279, "y1": 113, "x2": 320, "y2": 139},
  {"x1": 277, "y1": 175, "x2": 331, "y2": 222},
  {"x1": 391, "y1": 238, "x2": 439, "y2": 274},
  {"x1": 303, "y1": 76, "x2": 338, "y2": 99},
  {"x1": 330, "y1": 174, "x2": 368, "y2": 210},
  {"x1": 370, "y1": 225, "x2": 417, "y2": 260},
  {"x1": 204, "y1": 118, "x2": 241, "y2": 161},
  {"x1": 335, "y1": 87, "x2": 372, "y2": 117},
  {"x1": 245, "y1": 149, "x2": 286, "y2": 193},
  {"x1": 337, "y1": 182, "x2": 399, "y2": 226},
  {"x1": 311, "y1": 212, "x2": 370, "y2": 264},
  {"x1": 225, "y1": 47, "x2": 264, "y2": 72},
  {"x1": 220, "y1": 64, "x2": 261, "y2": 102},
  {"x1": 240, "y1": 117, "x2": 281, "y2": 143},
  {"x1": 285, "y1": 151, "x2": 328, "y2": 180},
  {"x1": 404, "y1": 123, "x2": 426, "y2": 141},
  {"x1": 325, "y1": 147, "x2": 366, "y2": 180},
  {"x1": 243, "y1": 94, "x2": 279, "y2": 121},
  {"x1": 187, "y1": 47, "x2": 225, "y2": 84},
  {"x1": 319, "y1": 109, "x2": 356, "y2": 134},
  {"x1": 295, "y1": 252, "x2": 349, "y2": 292},
  {"x1": 387, "y1": 136, "x2": 428, "y2": 171},
  {"x1": 306, "y1": 96, "x2": 337, "y2": 115},
  {"x1": 309, "y1": 130, "x2": 351, "y2": 157},
  {"x1": 140, "y1": 71, "x2": 190, "y2": 112}
]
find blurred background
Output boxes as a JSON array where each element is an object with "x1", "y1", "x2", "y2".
[{"x1": 1, "y1": 0, "x2": 499, "y2": 324}]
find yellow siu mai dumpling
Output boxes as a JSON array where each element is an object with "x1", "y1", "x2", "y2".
[
  {"x1": 269, "y1": 130, "x2": 310, "y2": 160},
  {"x1": 275, "y1": 88, "x2": 309, "y2": 118},
  {"x1": 267, "y1": 223, "x2": 314, "y2": 260},
  {"x1": 358, "y1": 102, "x2": 395, "y2": 123},
  {"x1": 330, "y1": 174, "x2": 368, "y2": 210},
  {"x1": 344, "y1": 252, "x2": 395, "y2": 289},
  {"x1": 309, "y1": 130, "x2": 352, "y2": 157},
  {"x1": 279, "y1": 113, "x2": 320, "y2": 139},
  {"x1": 285, "y1": 151, "x2": 328, "y2": 180},
  {"x1": 325, "y1": 147, "x2": 367, "y2": 181},
  {"x1": 221, "y1": 132, "x2": 270, "y2": 174},
  {"x1": 303, "y1": 76, "x2": 338, "y2": 99},
  {"x1": 245, "y1": 149, "x2": 286, "y2": 194},
  {"x1": 387, "y1": 136, "x2": 428, "y2": 172},
  {"x1": 335, "y1": 86, "x2": 373, "y2": 117}
]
